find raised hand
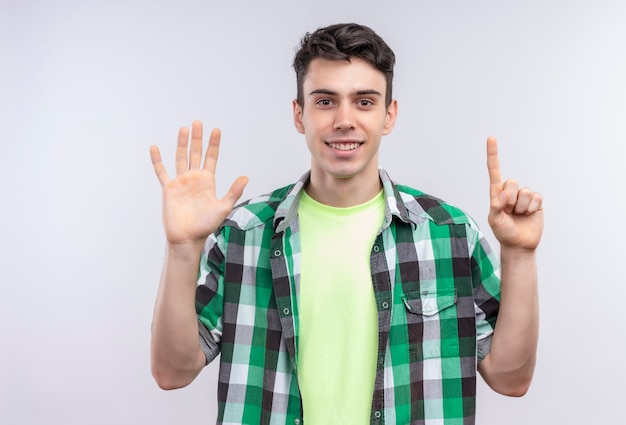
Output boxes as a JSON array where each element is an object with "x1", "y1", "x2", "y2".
[
  {"x1": 150, "y1": 121, "x2": 248, "y2": 245},
  {"x1": 486, "y1": 137, "x2": 543, "y2": 250}
]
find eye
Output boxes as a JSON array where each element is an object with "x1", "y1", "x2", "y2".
[
  {"x1": 357, "y1": 99, "x2": 374, "y2": 107},
  {"x1": 316, "y1": 98, "x2": 333, "y2": 107}
]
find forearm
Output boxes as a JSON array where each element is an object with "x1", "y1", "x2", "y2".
[
  {"x1": 151, "y1": 241, "x2": 207, "y2": 390},
  {"x1": 479, "y1": 247, "x2": 539, "y2": 396}
]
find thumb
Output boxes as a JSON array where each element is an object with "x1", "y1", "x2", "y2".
[{"x1": 222, "y1": 176, "x2": 249, "y2": 207}]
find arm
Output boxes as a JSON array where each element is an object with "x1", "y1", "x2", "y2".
[
  {"x1": 478, "y1": 137, "x2": 543, "y2": 397},
  {"x1": 149, "y1": 121, "x2": 248, "y2": 390},
  {"x1": 151, "y1": 241, "x2": 207, "y2": 390}
]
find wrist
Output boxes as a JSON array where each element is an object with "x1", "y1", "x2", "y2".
[
  {"x1": 165, "y1": 240, "x2": 206, "y2": 261},
  {"x1": 499, "y1": 245, "x2": 537, "y2": 269},
  {"x1": 500, "y1": 245, "x2": 536, "y2": 256}
]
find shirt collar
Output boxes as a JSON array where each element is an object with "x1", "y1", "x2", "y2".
[{"x1": 274, "y1": 168, "x2": 418, "y2": 233}]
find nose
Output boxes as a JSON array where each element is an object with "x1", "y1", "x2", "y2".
[{"x1": 333, "y1": 104, "x2": 355, "y2": 130}]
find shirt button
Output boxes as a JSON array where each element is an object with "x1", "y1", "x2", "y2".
[
  {"x1": 373, "y1": 245, "x2": 380, "y2": 253},
  {"x1": 274, "y1": 249, "x2": 282, "y2": 257},
  {"x1": 382, "y1": 301, "x2": 389, "y2": 309},
  {"x1": 294, "y1": 419, "x2": 301, "y2": 425},
  {"x1": 283, "y1": 308, "x2": 290, "y2": 315},
  {"x1": 374, "y1": 410, "x2": 382, "y2": 419}
]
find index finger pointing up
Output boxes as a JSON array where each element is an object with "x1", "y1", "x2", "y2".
[{"x1": 487, "y1": 136, "x2": 503, "y2": 197}]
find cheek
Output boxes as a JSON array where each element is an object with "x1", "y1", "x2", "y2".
[
  {"x1": 304, "y1": 134, "x2": 320, "y2": 155},
  {"x1": 302, "y1": 114, "x2": 328, "y2": 134}
]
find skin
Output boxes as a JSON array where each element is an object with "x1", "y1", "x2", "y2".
[
  {"x1": 149, "y1": 58, "x2": 543, "y2": 396},
  {"x1": 292, "y1": 58, "x2": 397, "y2": 207},
  {"x1": 149, "y1": 124, "x2": 248, "y2": 389},
  {"x1": 478, "y1": 137, "x2": 543, "y2": 396}
]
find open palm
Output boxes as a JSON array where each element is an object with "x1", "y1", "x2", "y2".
[{"x1": 150, "y1": 121, "x2": 248, "y2": 245}]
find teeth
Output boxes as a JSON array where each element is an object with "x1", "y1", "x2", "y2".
[{"x1": 329, "y1": 142, "x2": 360, "y2": 151}]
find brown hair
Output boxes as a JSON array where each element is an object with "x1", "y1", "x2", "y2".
[{"x1": 293, "y1": 23, "x2": 396, "y2": 107}]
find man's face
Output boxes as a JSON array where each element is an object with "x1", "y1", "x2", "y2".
[{"x1": 293, "y1": 58, "x2": 397, "y2": 185}]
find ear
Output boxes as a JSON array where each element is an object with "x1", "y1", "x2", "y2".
[
  {"x1": 292, "y1": 100, "x2": 305, "y2": 134},
  {"x1": 382, "y1": 99, "x2": 398, "y2": 135}
]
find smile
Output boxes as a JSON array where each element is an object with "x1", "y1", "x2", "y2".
[{"x1": 327, "y1": 142, "x2": 361, "y2": 151}]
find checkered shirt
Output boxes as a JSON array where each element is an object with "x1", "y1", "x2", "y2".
[{"x1": 196, "y1": 168, "x2": 500, "y2": 425}]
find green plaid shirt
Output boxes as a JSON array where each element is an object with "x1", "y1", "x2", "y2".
[{"x1": 196, "y1": 169, "x2": 500, "y2": 425}]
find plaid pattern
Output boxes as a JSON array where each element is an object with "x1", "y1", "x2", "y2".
[{"x1": 196, "y1": 169, "x2": 500, "y2": 425}]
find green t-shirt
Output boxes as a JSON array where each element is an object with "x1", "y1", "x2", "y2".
[{"x1": 297, "y1": 190, "x2": 385, "y2": 424}]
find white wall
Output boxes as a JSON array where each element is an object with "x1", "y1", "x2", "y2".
[{"x1": 2, "y1": 1, "x2": 625, "y2": 423}]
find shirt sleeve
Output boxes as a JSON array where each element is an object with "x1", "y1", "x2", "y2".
[
  {"x1": 471, "y1": 231, "x2": 501, "y2": 361},
  {"x1": 195, "y1": 232, "x2": 226, "y2": 364}
]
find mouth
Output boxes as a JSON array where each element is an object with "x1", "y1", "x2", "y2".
[{"x1": 326, "y1": 141, "x2": 362, "y2": 151}]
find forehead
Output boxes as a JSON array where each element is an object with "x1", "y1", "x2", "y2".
[{"x1": 302, "y1": 58, "x2": 387, "y2": 93}]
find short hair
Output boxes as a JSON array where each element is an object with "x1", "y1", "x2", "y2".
[{"x1": 293, "y1": 23, "x2": 396, "y2": 108}]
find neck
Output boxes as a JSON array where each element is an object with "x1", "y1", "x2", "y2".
[{"x1": 306, "y1": 169, "x2": 382, "y2": 208}]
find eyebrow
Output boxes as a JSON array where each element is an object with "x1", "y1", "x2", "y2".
[{"x1": 309, "y1": 89, "x2": 383, "y2": 97}]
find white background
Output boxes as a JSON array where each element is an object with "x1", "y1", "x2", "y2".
[{"x1": 2, "y1": 1, "x2": 625, "y2": 424}]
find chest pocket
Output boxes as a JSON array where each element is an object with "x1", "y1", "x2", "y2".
[{"x1": 402, "y1": 289, "x2": 459, "y2": 360}]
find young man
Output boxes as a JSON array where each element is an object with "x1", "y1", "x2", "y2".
[{"x1": 150, "y1": 23, "x2": 543, "y2": 424}]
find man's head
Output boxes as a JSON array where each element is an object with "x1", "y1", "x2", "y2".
[{"x1": 293, "y1": 23, "x2": 396, "y2": 108}]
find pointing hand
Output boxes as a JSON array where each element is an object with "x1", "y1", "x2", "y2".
[{"x1": 486, "y1": 137, "x2": 543, "y2": 250}]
